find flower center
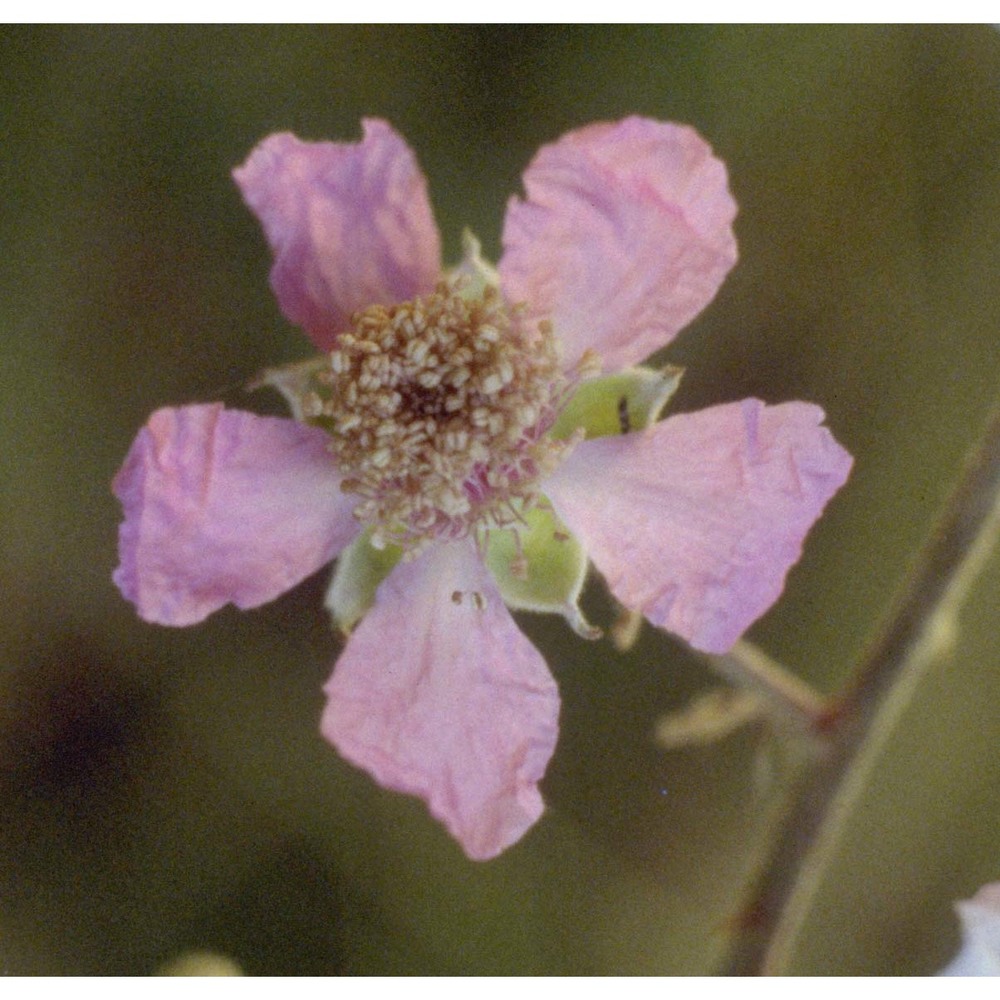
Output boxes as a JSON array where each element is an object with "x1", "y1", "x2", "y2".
[{"x1": 313, "y1": 281, "x2": 568, "y2": 551}]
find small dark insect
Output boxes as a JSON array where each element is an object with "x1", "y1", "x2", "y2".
[{"x1": 618, "y1": 396, "x2": 631, "y2": 434}]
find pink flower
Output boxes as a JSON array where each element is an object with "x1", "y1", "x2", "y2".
[{"x1": 113, "y1": 117, "x2": 852, "y2": 860}]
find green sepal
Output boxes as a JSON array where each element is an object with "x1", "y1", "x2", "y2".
[
  {"x1": 324, "y1": 528, "x2": 403, "y2": 635},
  {"x1": 485, "y1": 502, "x2": 600, "y2": 640},
  {"x1": 551, "y1": 364, "x2": 684, "y2": 441},
  {"x1": 446, "y1": 229, "x2": 501, "y2": 300},
  {"x1": 249, "y1": 355, "x2": 334, "y2": 429}
]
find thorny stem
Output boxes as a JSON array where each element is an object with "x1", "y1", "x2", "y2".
[{"x1": 724, "y1": 401, "x2": 1000, "y2": 975}]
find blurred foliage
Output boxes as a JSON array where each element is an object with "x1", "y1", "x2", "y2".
[{"x1": 0, "y1": 25, "x2": 999, "y2": 974}]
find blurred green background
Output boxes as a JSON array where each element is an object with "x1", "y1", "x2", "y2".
[{"x1": 1, "y1": 25, "x2": 999, "y2": 975}]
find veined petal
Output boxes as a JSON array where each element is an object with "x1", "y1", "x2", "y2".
[
  {"x1": 233, "y1": 119, "x2": 442, "y2": 351},
  {"x1": 113, "y1": 404, "x2": 359, "y2": 626},
  {"x1": 321, "y1": 541, "x2": 560, "y2": 861},
  {"x1": 544, "y1": 399, "x2": 852, "y2": 654},
  {"x1": 499, "y1": 116, "x2": 737, "y2": 372}
]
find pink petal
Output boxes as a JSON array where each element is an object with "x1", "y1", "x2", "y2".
[
  {"x1": 545, "y1": 399, "x2": 852, "y2": 654},
  {"x1": 942, "y1": 882, "x2": 1000, "y2": 976},
  {"x1": 321, "y1": 541, "x2": 560, "y2": 861},
  {"x1": 499, "y1": 116, "x2": 738, "y2": 372},
  {"x1": 113, "y1": 404, "x2": 359, "y2": 626},
  {"x1": 233, "y1": 119, "x2": 442, "y2": 351}
]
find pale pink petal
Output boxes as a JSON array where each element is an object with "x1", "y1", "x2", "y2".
[
  {"x1": 941, "y1": 882, "x2": 1000, "y2": 976},
  {"x1": 545, "y1": 399, "x2": 852, "y2": 654},
  {"x1": 113, "y1": 404, "x2": 359, "y2": 626},
  {"x1": 321, "y1": 540, "x2": 560, "y2": 861},
  {"x1": 499, "y1": 116, "x2": 738, "y2": 372},
  {"x1": 233, "y1": 119, "x2": 442, "y2": 351}
]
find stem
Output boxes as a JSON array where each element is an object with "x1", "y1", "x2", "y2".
[
  {"x1": 724, "y1": 402, "x2": 1000, "y2": 975},
  {"x1": 702, "y1": 640, "x2": 829, "y2": 734}
]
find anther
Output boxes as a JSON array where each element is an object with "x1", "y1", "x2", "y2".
[{"x1": 315, "y1": 279, "x2": 567, "y2": 549}]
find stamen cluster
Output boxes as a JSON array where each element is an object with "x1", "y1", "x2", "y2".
[{"x1": 310, "y1": 282, "x2": 566, "y2": 550}]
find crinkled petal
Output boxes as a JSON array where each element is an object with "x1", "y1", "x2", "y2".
[
  {"x1": 941, "y1": 882, "x2": 1000, "y2": 976},
  {"x1": 321, "y1": 540, "x2": 560, "y2": 861},
  {"x1": 233, "y1": 119, "x2": 442, "y2": 350},
  {"x1": 113, "y1": 404, "x2": 359, "y2": 626},
  {"x1": 544, "y1": 399, "x2": 852, "y2": 654},
  {"x1": 499, "y1": 116, "x2": 737, "y2": 372}
]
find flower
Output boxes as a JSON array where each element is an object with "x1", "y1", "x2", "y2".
[
  {"x1": 112, "y1": 117, "x2": 853, "y2": 860},
  {"x1": 940, "y1": 881, "x2": 1000, "y2": 976}
]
